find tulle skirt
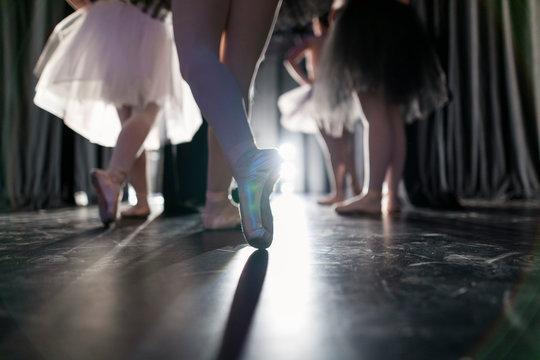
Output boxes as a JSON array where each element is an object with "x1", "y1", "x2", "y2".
[
  {"x1": 314, "y1": 0, "x2": 448, "y2": 136},
  {"x1": 34, "y1": 0, "x2": 202, "y2": 149},
  {"x1": 278, "y1": 85, "x2": 365, "y2": 135}
]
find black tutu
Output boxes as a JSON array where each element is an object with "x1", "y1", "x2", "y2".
[
  {"x1": 275, "y1": 0, "x2": 332, "y2": 30},
  {"x1": 314, "y1": 0, "x2": 448, "y2": 134}
]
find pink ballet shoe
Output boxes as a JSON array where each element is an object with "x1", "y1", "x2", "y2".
[
  {"x1": 202, "y1": 192, "x2": 241, "y2": 230},
  {"x1": 90, "y1": 168, "x2": 125, "y2": 226},
  {"x1": 234, "y1": 149, "x2": 282, "y2": 249},
  {"x1": 334, "y1": 192, "x2": 382, "y2": 215},
  {"x1": 121, "y1": 205, "x2": 150, "y2": 219}
]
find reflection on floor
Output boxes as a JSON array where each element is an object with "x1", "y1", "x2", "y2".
[{"x1": 0, "y1": 195, "x2": 539, "y2": 360}]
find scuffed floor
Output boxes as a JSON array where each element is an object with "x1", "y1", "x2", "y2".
[{"x1": 0, "y1": 195, "x2": 539, "y2": 359}]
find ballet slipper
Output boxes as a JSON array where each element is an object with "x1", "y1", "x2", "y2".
[
  {"x1": 234, "y1": 149, "x2": 282, "y2": 249},
  {"x1": 91, "y1": 168, "x2": 125, "y2": 226},
  {"x1": 317, "y1": 193, "x2": 345, "y2": 206},
  {"x1": 334, "y1": 191, "x2": 382, "y2": 215},
  {"x1": 202, "y1": 191, "x2": 241, "y2": 230}
]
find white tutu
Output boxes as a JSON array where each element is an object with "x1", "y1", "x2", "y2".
[
  {"x1": 278, "y1": 85, "x2": 319, "y2": 134},
  {"x1": 278, "y1": 85, "x2": 366, "y2": 137},
  {"x1": 34, "y1": 0, "x2": 202, "y2": 149}
]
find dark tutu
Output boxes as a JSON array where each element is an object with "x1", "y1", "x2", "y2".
[
  {"x1": 275, "y1": 0, "x2": 332, "y2": 30},
  {"x1": 314, "y1": 0, "x2": 448, "y2": 135}
]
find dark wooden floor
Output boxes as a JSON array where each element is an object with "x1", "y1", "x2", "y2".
[{"x1": 0, "y1": 195, "x2": 539, "y2": 360}]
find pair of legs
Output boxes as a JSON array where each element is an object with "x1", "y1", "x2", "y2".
[
  {"x1": 335, "y1": 90, "x2": 405, "y2": 214},
  {"x1": 91, "y1": 102, "x2": 159, "y2": 224},
  {"x1": 317, "y1": 127, "x2": 362, "y2": 205},
  {"x1": 172, "y1": 0, "x2": 282, "y2": 248}
]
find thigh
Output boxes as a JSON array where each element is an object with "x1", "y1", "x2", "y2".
[
  {"x1": 222, "y1": 0, "x2": 282, "y2": 91},
  {"x1": 171, "y1": 0, "x2": 231, "y2": 57}
]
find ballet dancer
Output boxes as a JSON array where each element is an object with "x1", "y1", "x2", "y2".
[
  {"x1": 315, "y1": 0, "x2": 448, "y2": 214},
  {"x1": 278, "y1": 12, "x2": 362, "y2": 205},
  {"x1": 34, "y1": 0, "x2": 203, "y2": 224}
]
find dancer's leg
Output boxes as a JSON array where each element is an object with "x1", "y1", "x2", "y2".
[
  {"x1": 335, "y1": 91, "x2": 391, "y2": 214},
  {"x1": 172, "y1": 0, "x2": 282, "y2": 247},
  {"x1": 114, "y1": 106, "x2": 151, "y2": 218},
  {"x1": 172, "y1": 0, "x2": 256, "y2": 158},
  {"x1": 108, "y1": 102, "x2": 159, "y2": 174},
  {"x1": 203, "y1": 127, "x2": 241, "y2": 229},
  {"x1": 92, "y1": 103, "x2": 158, "y2": 224},
  {"x1": 317, "y1": 129, "x2": 347, "y2": 205},
  {"x1": 384, "y1": 104, "x2": 405, "y2": 213}
]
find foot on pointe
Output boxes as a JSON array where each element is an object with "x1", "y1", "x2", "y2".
[
  {"x1": 234, "y1": 149, "x2": 282, "y2": 249},
  {"x1": 91, "y1": 168, "x2": 125, "y2": 226}
]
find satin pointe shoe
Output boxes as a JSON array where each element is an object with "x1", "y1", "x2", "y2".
[
  {"x1": 334, "y1": 192, "x2": 382, "y2": 215},
  {"x1": 235, "y1": 149, "x2": 282, "y2": 249},
  {"x1": 91, "y1": 168, "x2": 125, "y2": 226},
  {"x1": 202, "y1": 191, "x2": 241, "y2": 230}
]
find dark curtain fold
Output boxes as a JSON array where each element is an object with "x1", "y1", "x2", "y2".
[
  {"x1": 1, "y1": 0, "x2": 539, "y2": 212},
  {"x1": 406, "y1": 0, "x2": 540, "y2": 205},
  {"x1": 0, "y1": 0, "x2": 111, "y2": 211}
]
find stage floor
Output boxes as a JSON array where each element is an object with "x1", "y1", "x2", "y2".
[{"x1": 1, "y1": 195, "x2": 539, "y2": 360}]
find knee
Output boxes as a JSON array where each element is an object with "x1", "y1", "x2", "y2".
[{"x1": 177, "y1": 47, "x2": 216, "y2": 85}]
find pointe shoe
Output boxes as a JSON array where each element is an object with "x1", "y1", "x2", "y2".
[
  {"x1": 202, "y1": 192, "x2": 241, "y2": 230},
  {"x1": 334, "y1": 192, "x2": 382, "y2": 215},
  {"x1": 121, "y1": 204, "x2": 151, "y2": 219},
  {"x1": 91, "y1": 168, "x2": 125, "y2": 226},
  {"x1": 234, "y1": 149, "x2": 282, "y2": 249}
]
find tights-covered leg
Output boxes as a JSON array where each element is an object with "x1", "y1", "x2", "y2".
[
  {"x1": 203, "y1": 127, "x2": 241, "y2": 229},
  {"x1": 91, "y1": 103, "x2": 159, "y2": 225},
  {"x1": 172, "y1": 0, "x2": 282, "y2": 248}
]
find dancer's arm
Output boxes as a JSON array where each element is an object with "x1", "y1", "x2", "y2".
[
  {"x1": 66, "y1": 0, "x2": 89, "y2": 10},
  {"x1": 283, "y1": 38, "x2": 313, "y2": 86}
]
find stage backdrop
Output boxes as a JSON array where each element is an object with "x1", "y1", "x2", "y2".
[{"x1": 1, "y1": 0, "x2": 539, "y2": 211}]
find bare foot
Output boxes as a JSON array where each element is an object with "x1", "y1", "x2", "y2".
[
  {"x1": 334, "y1": 192, "x2": 382, "y2": 215},
  {"x1": 121, "y1": 203, "x2": 151, "y2": 218},
  {"x1": 202, "y1": 192, "x2": 241, "y2": 230},
  {"x1": 317, "y1": 193, "x2": 345, "y2": 206},
  {"x1": 384, "y1": 194, "x2": 402, "y2": 214}
]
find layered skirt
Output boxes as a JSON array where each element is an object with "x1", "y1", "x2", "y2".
[
  {"x1": 314, "y1": 0, "x2": 448, "y2": 137},
  {"x1": 278, "y1": 84, "x2": 365, "y2": 134},
  {"x1": 34, "y1": 0, "x2": 202, "y2": 149}
]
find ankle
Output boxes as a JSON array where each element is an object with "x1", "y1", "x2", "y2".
[
  {"x1": 106, "y1": 167, "x2": 127, "y2": 185},
  {"x1": 227, "y1": 141, "x2": 257, "y2": 172},
  {"x1": 364, "y1": 190, "x2": 383, "y2": 199}
]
